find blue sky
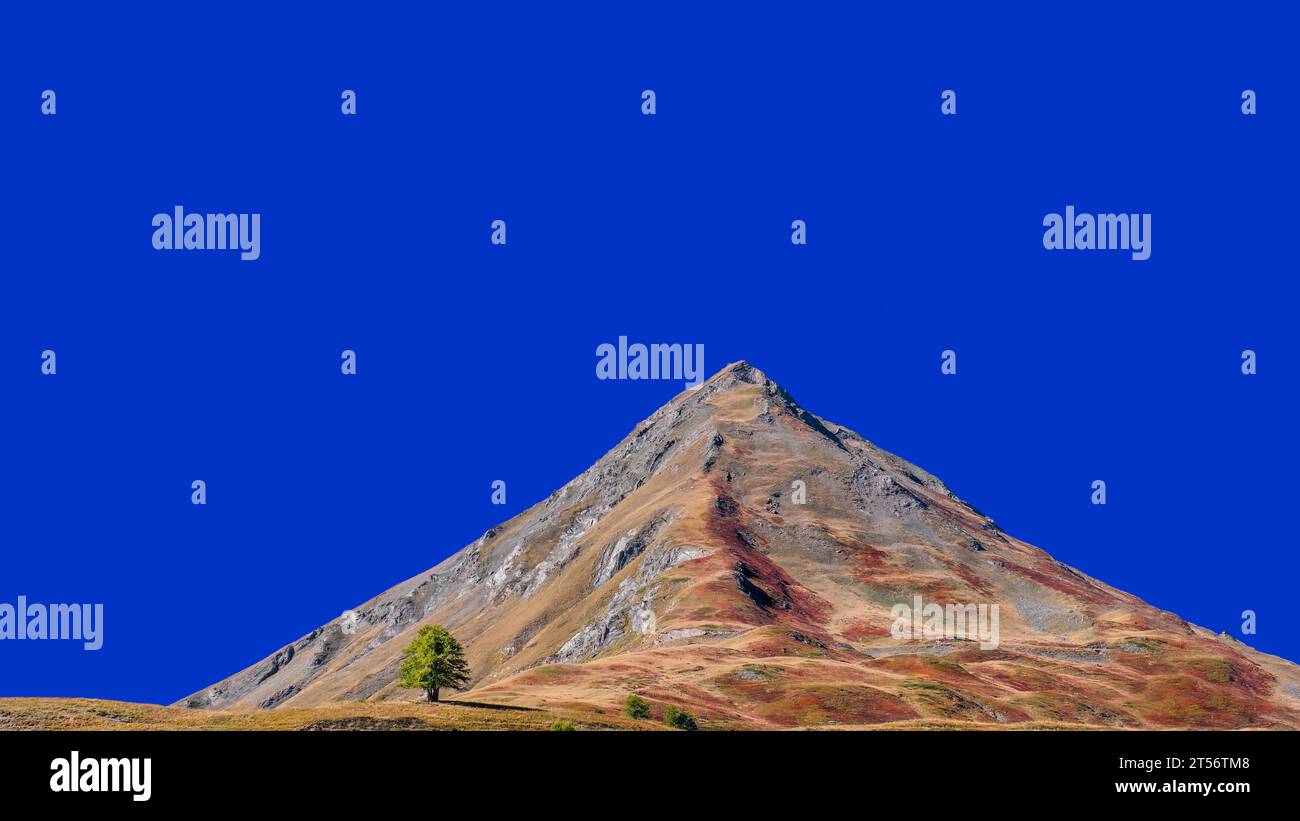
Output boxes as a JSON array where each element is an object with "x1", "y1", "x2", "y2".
[{"x1": 1, "y1": 3, "x2": 1295, "y2": 704}]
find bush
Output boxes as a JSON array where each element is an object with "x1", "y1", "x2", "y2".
[
  {"x1": 549, "y1": 720, "x2": 576, "y2": 731},
  {"x1": 623, "y1": 694, "x2": 651, "y2": 719},
  {"x1": 663, "y1": 705, "x2": 698, "y2": 730}
]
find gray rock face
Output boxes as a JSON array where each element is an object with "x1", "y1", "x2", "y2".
[
  {"x1": 591, "y1": 512, "x2": 674, "y2": 591},
  {"x1": 551, "y1": 540, "x2": 704, "y2": 664}
]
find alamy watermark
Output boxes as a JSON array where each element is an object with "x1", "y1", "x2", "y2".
[
  {"x1": 596, "y1": 337, "x2": 705, "y2": 389},
  {"x1": 890, "y1": 595, "x2": 999, "y2": 650},
  {"x1": 1043, "y1": 205, "x2": 1150, "y2": 260},
  {"x1": 152, "y1": 205, "x2": 261, "y2": 260},
  {"x1": 50, "y1": 751, "x2": 150, "y2": 802},
  {"x1": 0, "y1": 596, "x2": 103, "y2": 650}
]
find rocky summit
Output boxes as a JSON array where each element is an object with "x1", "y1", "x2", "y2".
[{"x1": 181, "y1": 362, "x2": 1300, "y2": 728}]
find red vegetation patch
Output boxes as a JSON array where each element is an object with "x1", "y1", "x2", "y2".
[
  {"x1": 722, "y1": 676, "x2": 919, "y2": 727},
  {"x1": 841, "y1": 619, "x2": 890, "y2": 642},
  {"x1": 692, "y1": 577, "x2": 773, "y2": 624},
  {"x1": 1117, "y1": 650, "x2": 1276, "y2": 698},
  {"x1": 974, "y1": 661, "x2": 1074, "y2": 693},
  {"x1": 998, "y1": 559, "x2": 1112, "y2": 605},
  {"x1": 944, "y1": 647, "x2": 1020, "y2": 664},
  {"x1": 714, "y1": 665, "x2": 798, "y2": 705},
  {"x1": 852, "y1": 543, "x2": 890, "y2": 570},
  {"x1": 600, "y1": 662, "x2": 648, "y2": 675},
  {"x1": 512, "y1": 664, "x2": 587, "y2": 687},
  {"x1": 935, "y1": 555, "x2": 995, "y2": 597},
  {"x1": 1132, "y1": 677, "x2": 1280, "y2": 729},
  {"x1": 1199, "y1": 648, "x2": 1277, "y2": 696},
  {"x1": 864, "y1": 653, "x2": 980, "y2": 688},
  {"x1": 701, "y1": 486, "x2": 834, "y2": 629},
  {"x1": 1019, "y1": 691, "x2": 1139, "y2": 727},
  {"x1": 869, "y1": 575, "x2": 967, "y2": 602},
  {"x1": 900, "y1": 681, "x2": 1031, "y2": 724},
  {"x1": 771, "y1": 685, "x2": 919, "y2": 726},
  {"x1": 638, "y1": 683, "x2": 733, "y2": 713},
  {"x1": 742, "y1": 629, "x2": 836, "y2": 659}
]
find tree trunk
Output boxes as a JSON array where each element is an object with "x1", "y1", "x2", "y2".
[{"x1": 426, "y1": 687, "x2": 439, "y2": 703}]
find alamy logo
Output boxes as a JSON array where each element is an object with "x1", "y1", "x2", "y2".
[
  {"x1": 1043, "y1": 205, "x2": 1151, "y2": 260},
  {"x1": 596, "y1": 337, "x2": 705, "y2": 389},
  {"x1": 890, "y1": 595, "x2": 999, "y2": 650},
  {"x1": 50, "y1": 751, "x2": 151, "y2": 802},
  {"x1": 0, "y1": 596, "x2": 103, "y2": 650},
  {"x1": 151, "y1": 206, "x2": 261, "y2": 260}
]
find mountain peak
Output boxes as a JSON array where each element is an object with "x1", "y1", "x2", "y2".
[
  {"x1": 695, "y1": 359, "x2": 769, "y2": 392},
  {"x1": 717, "y1": 359, "x2": 763, "y2": 379}
]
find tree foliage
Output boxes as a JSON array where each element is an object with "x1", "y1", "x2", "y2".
[
  {"x1": 623, "y1": 693, "x2": 650, "y2": 719},
  {"x1": 397, "y1": 624, "x2": 470, "y2": 702},
  {"x1": 664, "y1": 705, "x2": 698, "y2": 730}
]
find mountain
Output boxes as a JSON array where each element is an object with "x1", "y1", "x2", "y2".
[{"x1": 181, "y1": 362, "x2": 1300, "y2": 728}]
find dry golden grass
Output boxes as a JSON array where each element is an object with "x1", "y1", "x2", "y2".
[
  {"x1": 0, "y1": 696, "x2": 1151, "y2": 731},
  {"x1": 0, "y1": 697, "x2": 660, "y2": 731}
]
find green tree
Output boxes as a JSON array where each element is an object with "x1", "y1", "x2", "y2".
[
  {"x1": 397, "y1": 624, "x2": 470, "y2": 702},
  {"x1": 623, "y1": 693, "x2": 650, "y2": 719},
  {"x1": 664, "y1": 705, "x2": 698, "y2": 730}
]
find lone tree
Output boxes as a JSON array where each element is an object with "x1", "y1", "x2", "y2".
[{"x1": 398, "y1": 625, "x2": 470, "y2": 702}]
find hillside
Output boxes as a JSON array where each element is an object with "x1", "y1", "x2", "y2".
[{"x1": 179, "y1": 362, "x2": 1300, "y2": 729}]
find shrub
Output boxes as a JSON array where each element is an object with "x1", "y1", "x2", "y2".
[
  {"x1": 549, "y1": 720, "x2": 576, "y2": 731},
  {"x1": 623, "y1": 694, "x2": 650, "y2": 719},
  {"x1": 663, "y1": 705, "x2": 698, "y2": 730}
]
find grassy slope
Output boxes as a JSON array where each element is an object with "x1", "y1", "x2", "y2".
[
  {"x1": 0, "y1": 696, "x2": 1146, "y2": 730},
  {"x1": 0, "y1": 698, "x2": 658, "y2": 731}
]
